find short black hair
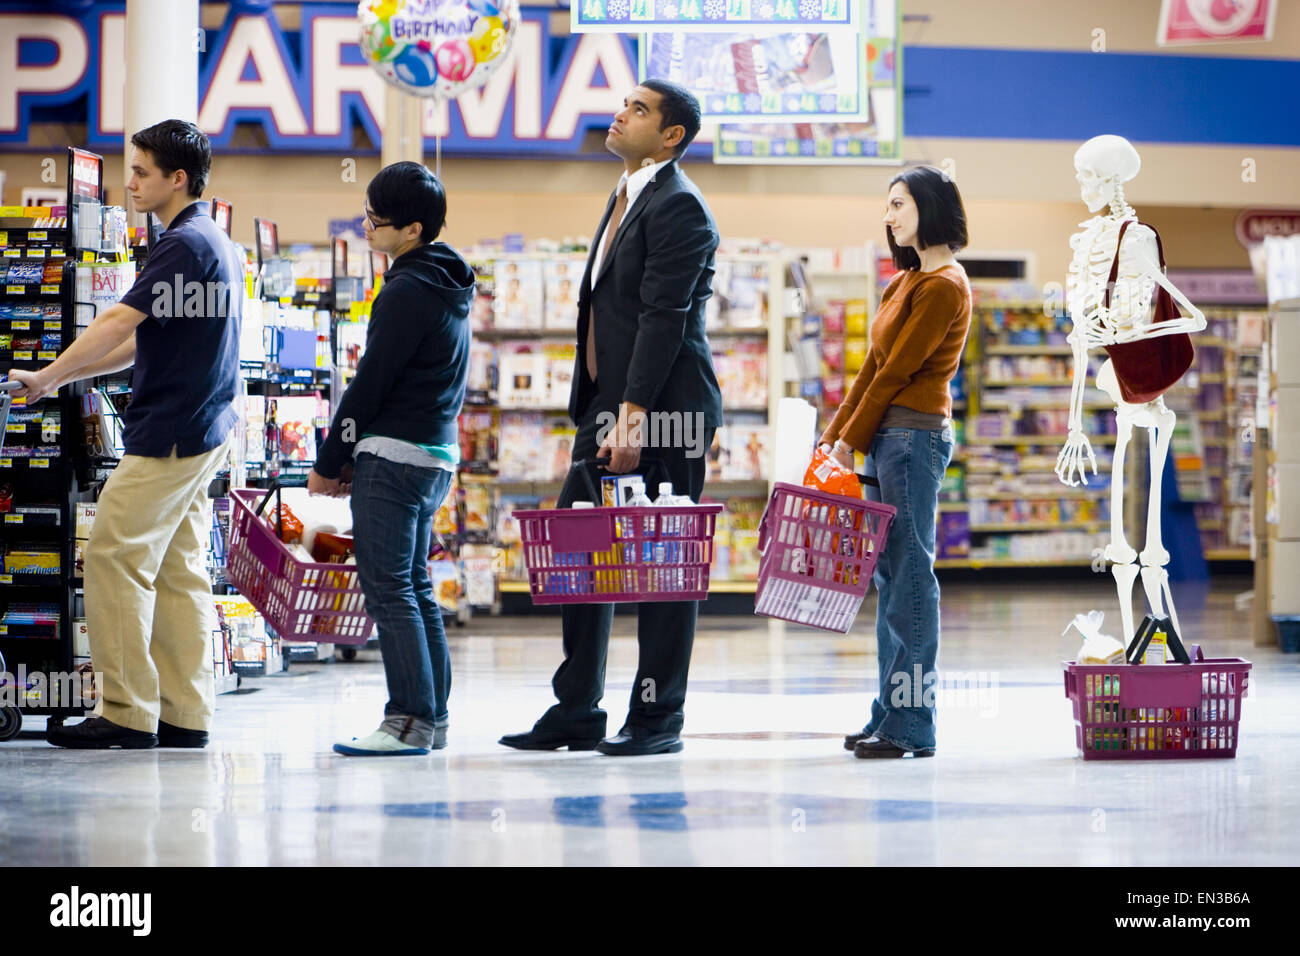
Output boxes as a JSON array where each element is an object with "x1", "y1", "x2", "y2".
[
  {"x1": 366, "y1": 162, "x2": 446, "y2": 244},
  {"x1": 886, "y1": 165, "x2": 969, "y2": 271},
  {"x1": 641, "y1": 78, "x2": 702, "y2": 156},
  {"x1": 130, "y1": 119, "x2": 211, "y2": 198}
]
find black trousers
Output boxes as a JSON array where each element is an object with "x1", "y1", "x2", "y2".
[{"x1": 535, "y1": 396, "x2": 714, "y2": 738}]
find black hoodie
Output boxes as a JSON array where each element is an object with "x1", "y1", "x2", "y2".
[{"x1": 315, "y1": 242, "x2": 475, "y2": 479}]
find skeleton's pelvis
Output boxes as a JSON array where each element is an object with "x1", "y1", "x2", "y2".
[{"x1": 1096, "y1": 359, "x2": 1124, "y2": 405}]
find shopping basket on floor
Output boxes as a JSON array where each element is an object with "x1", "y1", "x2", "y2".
[
  {"x1": 513, "y1": 459, "x2": 723, "y2": 604},
  {"x1": 1063, "y1": 648, "x2": 1251, "y2": 759},
  {"x1": 754, "y1": 482, "x2": 896, "y2": 633},
  {"x1": 225, "y1": 486, "x2": 373, "y2": 645}
]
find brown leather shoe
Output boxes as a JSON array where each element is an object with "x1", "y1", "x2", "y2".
[
  {"x1": 843, "y1": 732, "x2": 873, "y2": 751},
  {"x1": 853, "y1": 736, "x2": 935, "y2": 759}
]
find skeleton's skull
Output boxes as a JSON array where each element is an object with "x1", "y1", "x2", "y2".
[{"x1": 1074, "y1": 135, "x2": 1141, "y2": 213}]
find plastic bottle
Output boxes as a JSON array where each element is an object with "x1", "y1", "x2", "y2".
[
  {"x1": 571, "y1": 501, "x2": 594, "y2": 595},
  {"x1": 652, "y1": 482, "x2": 676, "y2": 592},
  {"x1": 626, "y1": 481, "x2": 652, "y2": 592},
  {"x1": 673, "y1": 493, "x2": 694, "y2": 590}
]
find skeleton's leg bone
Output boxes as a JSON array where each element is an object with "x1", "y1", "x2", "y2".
[
  {"x1": 1112, "y1": 562, "x2": 1141, "y2": 645},
  {"x1": 1104, "y1": 408, "x2": 1138, "y2": 565},
  {"x1": 1140, "y1": 564, "x2": 1167, "y2": 620},
  {"x1": 1158, "y1": 567, "x2": 1183, "y2": 638},
  {"x1": 1139, "y1": 405, "x2": 1176, "y2": 568}
]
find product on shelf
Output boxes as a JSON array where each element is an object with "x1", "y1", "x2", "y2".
[
  {"x1": 543, "y1": 257, "x2": 584, "y2": 330},
  {"x1": 492, "y1": 258, "x2": 544, "y2": 330},
  {"x1": 712, "y1": 338, "x2": 768, "y2": 410}
]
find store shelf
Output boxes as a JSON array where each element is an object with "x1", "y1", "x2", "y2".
[
  {"x1": 936, "y1": 557, "x2": 1096, "y2": 569},
  {"x1": 962, "y1": 436, "x2": 1117, "y2": 446},
  {"x1": 968, "y1": 522, "x2": 1105, "y2": 533},
  {"x1": 982, "y1": 378, "x2": 1076, "y2": 387},
  {"x1": 967, "y1": 491, "x2": 1105, "y2": 501},
  {"x1": 979, "y1": 401, "x2": 1115, "y2": 411},
  {"x1": 984, "y1": 344, "x2": 1075, "y2": 356},
  {"x1": 0, "y1": 573, "x2": 63, "y2": 588},
  {"x1": 707, "y1": 327, "x2": 769, "y2": 337},
  {"x1": 0, "y1": 456, "x2": 60, "y2": 470}
]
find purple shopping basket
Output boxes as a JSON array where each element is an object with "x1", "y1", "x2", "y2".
[
  {"x1": 1063, "y1": 654, "x2": 1251, "y2": 759},
  {"x1": 754, "y1": 482, "x2": 896, "y2": 633},
  {"x1": 513, "y1": 502, "x2": 724, "y2": 604},
  {"x1": 225, "y1": 488, "x2": 374, "y2": 645}
]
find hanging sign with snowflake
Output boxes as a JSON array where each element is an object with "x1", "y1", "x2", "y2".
[
  {"x1": 640, "y1": 27, "x2": 867, "y2": 121},
  {"x1": 714, "y1": 0, "x2": 900, "y2": 164},
  {"x1": 573, "y1": 0, "x2": 858, "y2": 33}
]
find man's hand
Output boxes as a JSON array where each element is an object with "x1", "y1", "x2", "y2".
[
  {"x1": 597, "y1": 401, "x2": 644, "y2": 474},
  {"x1": 308, "y1": 468, "x2": 348, "y2": 497},
  {"x1": 4, "y1": 368, "x2": 55, "y2": 403}
]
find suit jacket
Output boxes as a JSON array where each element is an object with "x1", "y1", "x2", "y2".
[{"x1": 569, "y1": 161, "x2": 724, "y2": 429}]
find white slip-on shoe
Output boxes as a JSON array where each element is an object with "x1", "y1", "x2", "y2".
[{"x1": 333, "y1": 728, "x2": 429, "y2": 756}]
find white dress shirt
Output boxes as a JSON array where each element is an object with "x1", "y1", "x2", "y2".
[{"x1": 591, "y1": 158, "x2": 673, "y2": 288}]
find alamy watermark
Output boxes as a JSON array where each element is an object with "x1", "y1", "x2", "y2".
[
  {"x1": 595, "y1": 410, "x2": 708, "y2": 459},
  {"x1": 888, "y1": 667, "x2": 1001, "y2": 718},
  {"x1": 0, "y1": 667, "x2": 99, "y2": 710},
  {"x1": 150, "y1": 275, "x2": 238, "y2": 319}
]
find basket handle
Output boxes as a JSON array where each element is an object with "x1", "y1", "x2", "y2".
[
  {"x1": 758, "y1": 491, "x2": 775, "y2": 554},
  {"x1": 568, "y1": 455, "x2": 672, "y2": 504},
  {"x1": 253, "y1": 481, "x2": 284, "y2": 539}
]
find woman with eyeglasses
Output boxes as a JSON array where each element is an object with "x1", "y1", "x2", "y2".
[{"x1": 308, "y1": 162, "x2": 475, "y2": 756}]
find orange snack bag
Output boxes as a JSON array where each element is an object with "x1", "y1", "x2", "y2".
[
  {"x1": 272, "y1": 504, "x2": 304, "y2": 544},
  {"x1": 802, "y1": 446, "x2": 863, "y2": 499}
]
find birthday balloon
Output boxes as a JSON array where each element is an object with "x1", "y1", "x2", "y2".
[
  {"x1": 468, "y1": 15, "x2": 507, "y2": 64},
  {"x1": 357, "y1": 0, "x2": 520, "y2": 100}
]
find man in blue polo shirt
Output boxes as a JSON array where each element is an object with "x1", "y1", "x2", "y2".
[{"x1": 7, "y1": 119, "x2": 242, "y2": 750}]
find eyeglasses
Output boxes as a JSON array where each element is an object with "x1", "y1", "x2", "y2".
[{"x1": 363, "y1": 207, "x2": 395, "y2": 230}]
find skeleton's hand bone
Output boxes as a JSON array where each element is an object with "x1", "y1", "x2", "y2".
[{"x1": 1056, "y1": 430, "x2": 1098, "y2": 488}]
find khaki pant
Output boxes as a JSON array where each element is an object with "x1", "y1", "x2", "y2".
[{"x1": 85, "y1": 439, "x2": 230, "y2": 733}]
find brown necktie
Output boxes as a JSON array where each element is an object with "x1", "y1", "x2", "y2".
[{"x1": 586, "y1": 183, "x2": 628, "y2": 382}]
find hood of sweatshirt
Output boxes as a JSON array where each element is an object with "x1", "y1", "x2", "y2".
[{"x1": 383, "y1": 242, "x2": 476, "y2": 317}]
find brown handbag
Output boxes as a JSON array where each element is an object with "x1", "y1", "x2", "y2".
[{"x1": 1100, "y1": 219, "x2": 1195, "y2": 405}]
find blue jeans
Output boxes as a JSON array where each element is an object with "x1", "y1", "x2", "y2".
[
  {"x1": 860, "y1": 424, "x2": 954, "y2": 752},
  {"x1": 350, "y1": 453, "x2": 454, "y2": 746}
]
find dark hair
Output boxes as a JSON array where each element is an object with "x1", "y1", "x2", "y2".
[
  {"x1": 366, "y1": 162, "x2": 446, "y2": 244},
  {"x1": 641, "y1": 78, "x2": 702, "y2": 156},
  {"x1": 130, "y1": 119, "x2": 211, "y2": 198},
  {"x1": 886, "y1": 166, "x2": 968, "y2": 271}
]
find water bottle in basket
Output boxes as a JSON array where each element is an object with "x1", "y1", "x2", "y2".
[
  {"x1": 653, "y1": 482, "x2": 676, "y2": 592},
  {"x1": 626, "y1": 481, "x2": 653, "y2": 591}
]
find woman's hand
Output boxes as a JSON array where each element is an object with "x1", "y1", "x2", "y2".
[
  {"x1": 830, "y1": 445, "x2": 855, "y2": 471},
  {"x1": 1055, "y1": 430, "x2": 1098, "y2": 488},
  {"x1": 308, "y1": 468, "x2": 348, "y2": 497}
]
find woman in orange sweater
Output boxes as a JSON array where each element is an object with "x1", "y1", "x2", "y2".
[{"x1": 819, "y1": 165, "x2": 971, "y2": 759}]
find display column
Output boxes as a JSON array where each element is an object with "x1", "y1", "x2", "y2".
[{"x1": 123, "y1": 0, "x2": 200, "y2": 220}]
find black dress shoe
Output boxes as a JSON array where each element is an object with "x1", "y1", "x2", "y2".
[
  {"x1": 48, "y1": 717, "x2": 157, "y2": 750},
  {"x1": 499, "y1": 729, "x2": 602, "y2": 751},
  {"x1": 158, "y1": 719, "x2": 208, "y2": 749},
  {"x1": 596, "y1": 728, "x2": 683, "y2": 756},
  {"x1": 853, "y1": 736, "x2": 935, "y2": 759},
  {"x1": 844, "y1": 732, "x2": 873, "y2": 751}
]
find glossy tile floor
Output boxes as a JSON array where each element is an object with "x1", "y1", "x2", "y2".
[{"x1": 2, "y1": 577, "x2": 1296, "y2": 866}]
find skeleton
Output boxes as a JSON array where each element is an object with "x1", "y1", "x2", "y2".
[{"x1": 1056, "y1": 135, "x2": 1207, "y2": 646}]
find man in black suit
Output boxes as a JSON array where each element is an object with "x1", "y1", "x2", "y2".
[{"x1": 500, "y1": 79, "x2": 723, "y2": 756}]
